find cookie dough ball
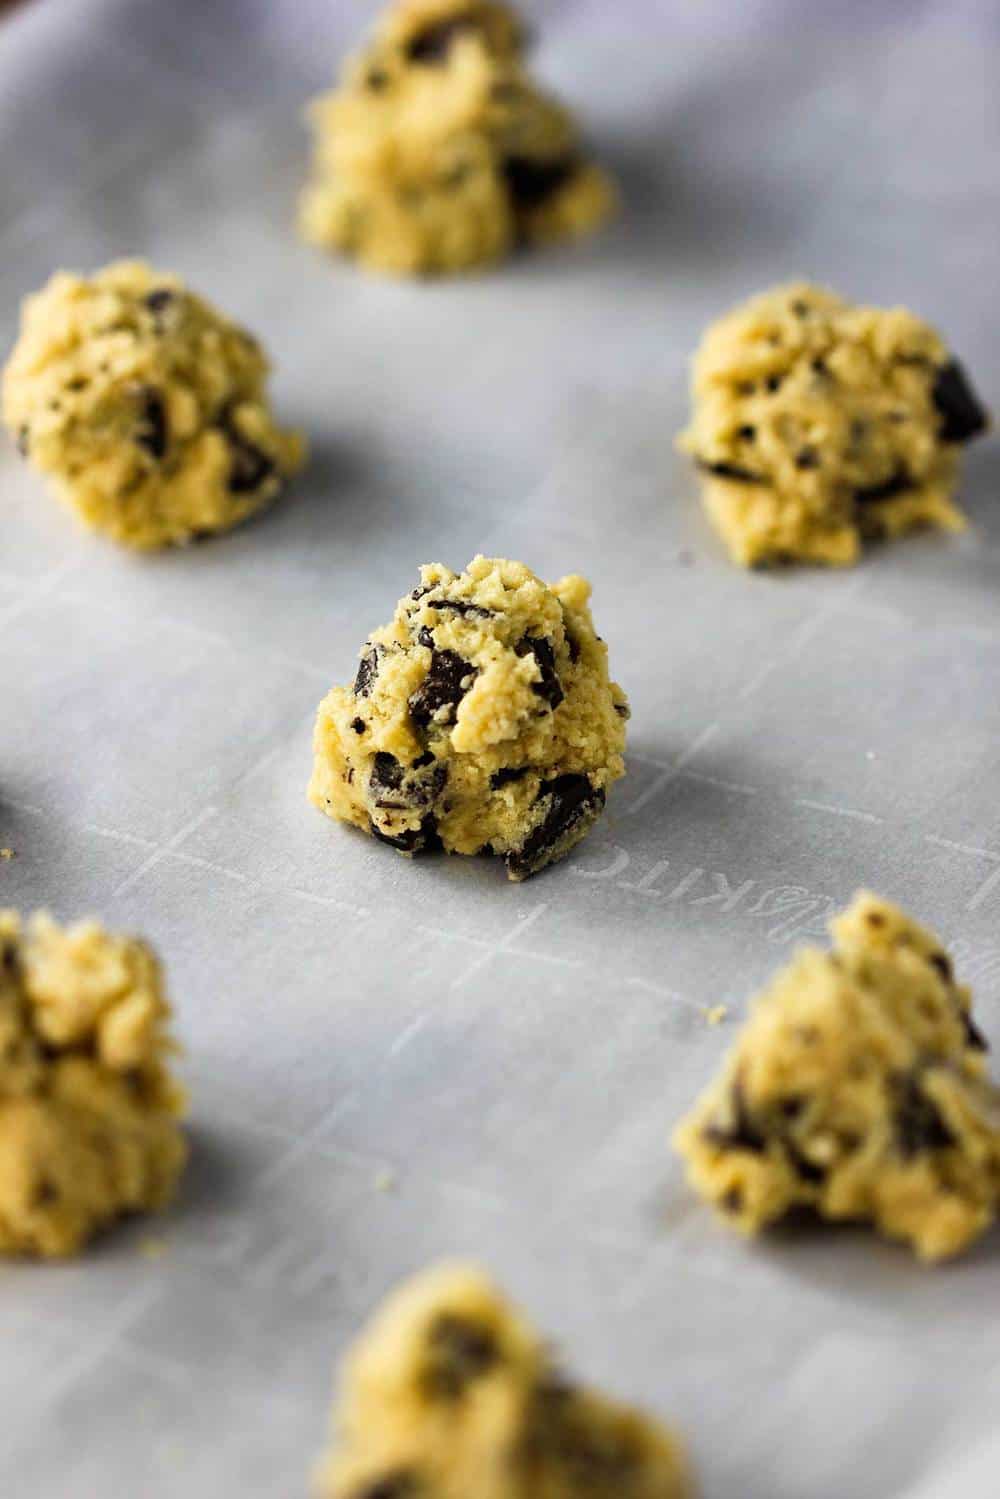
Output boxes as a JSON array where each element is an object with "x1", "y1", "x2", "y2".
[
  {"x1": 309, "y1": 556, "x2": 629, "y2": 880},
  {"x1": 1, "y1": 260, "x2": 305, "y2": 549},
  {"x1": 317, "y1": 1262, "x2": 693, "y2": 1499},
  {"x1": 673, "y1": 893, "x2": 1000, "y2": 1262},
  {"x1": 0, "y1": 911, "x2": 187, "y2": 1258},
  {"x1": 678, "y1": 283, "x2": 989, "y2": 567},
  {"x1": 299, "y1": 1, "x2": 615, "y2": 277}
]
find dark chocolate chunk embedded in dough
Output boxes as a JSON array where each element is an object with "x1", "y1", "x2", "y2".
[
  {"x1": 932, "y1": 359, "x2": 988, "y2": 444},
  {"x1": 503, "y1": 155, "x2": 578, "y2": 209},
  {"x1": 702, "y1": 1080, "x2": 767, "y2": 1154},
  {"x1": 505, "y1": 773, "x2": 605, "y2": 879},
  {"x1": 515, "y1": 636, "x2": 564, "y2": 710},
  {"x1": 406, "y1": 15, "x2": 480, "y2": 63},
  {"x1": 144, "y1": 288, "x2": 175, "y2": 316},
  {"x1": 370, "y1": 814, "x2": 440, "y2": 854},
  {"x1": 408, "y1": 650, "x2": 474, "y2": 728},
  {"x1": 894, "y1": 1073, "x2": 954, "y2": 1158},
  {"x1": 490, "y1": 765, "x2": 531, "y2": 789},
  {"x1": 855, "y1": 470, "x2": 911, "y2": 504},
  {"x1": 424, "y1": 596, "x2": 495, "y2": 619},
  {"x1": 962, "y1": 1012, "x2": 989, "y2": 1053},
  {"x1": 421, "y1": 1312, "x2": 500, "y2": 1399},
  {"x1": 369, "y1": 752, "x2": 405, "y2": 798},
  {"x1": 354, "y1": 646, "x2": 381, "y2": 698},
  {"x1": 696, "y1": 458, "x2": 764, "y2": 484},
  {"x1": 133, "y1": 386, "x2": 168, "y2": 460}
]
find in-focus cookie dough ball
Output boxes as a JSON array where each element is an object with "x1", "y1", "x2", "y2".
[
  {"x1": 678, "y1": 283, "x2": 989, "y2": 567},
  {"x1": 316, "y1": 1262, "x2": 694, "y2": 1499},
  {"x1": 673, "y1": 892, "x2": 1000, "y2": 1262},
  {"x1": 309, "y1": 556, "x2": 629, "y2": 880},
  {"x1": 299, "y1": 0, "x2": 615, "y2": 277},
  {"x1": 1, "y1": 260, "x2": 305, "y2": 549},
  {"x1": 0, "y1": 911, "x2": 187, "y2": 1258}
]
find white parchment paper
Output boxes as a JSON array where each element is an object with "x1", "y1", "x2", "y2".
[{"x1": 2, "y1": 2, "x2": 1000, "y2": 1494}]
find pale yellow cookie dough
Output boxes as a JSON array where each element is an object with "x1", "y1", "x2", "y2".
[
  {"x1": 2, "y1": 260, "x2": 304, "y2": 549},
  {"x1": 0, "y1": 911, "x2": 187, "y2": 1258},
  {"x1": 309, "y1": 556, "x2": 629, "y2": 880},
  {"x1": 299, "y1": 0, "x2": 615, "y2": 276},
  {"x1": 673, "y1": 893, "x2": 1000, "y2": 1262},
  {"x1": 678, "y1": 283, "x2": 989, "y2": 567},
  {"x1": 316, "y1": 1262, "x2": 694, "y2": 1499}
]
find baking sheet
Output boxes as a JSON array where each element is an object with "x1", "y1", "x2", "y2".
[{"x1": 2, "y1": 1, "x2": 1000, "y2": 1494}]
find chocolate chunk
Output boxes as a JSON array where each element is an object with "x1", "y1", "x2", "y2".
[
  {"x1": 696, "y1": 458, "x2": 764, "y2": 484},
  {"x1": 133, "y1": 386, "x2": 168, "y2": 460},
  {"x1": 928, "y1": 952, "x2": 953, "y2": 983},
  {"x1": 351, "y1": 717, "x2": 365, "y2": 734},
  {"x1": 144, "y1": 288, "x2": 174, "y2": 314},
  {"x1": 503, "y1": 155, "x2": 577, "y2": 209},
  {"x1": 225, "y1": 432, "x2": 274, "y2": 493},
  {"x1": 15, "y1": 425, "x2": 29, "y2": 458},
  {"x1": 369, "y1": 752, "x2": 404, "y2": 797},
  {"x1": 895, "y1": 1073, "x2": 954, "y2": 1158},
  {"x1": 794, "y1": 447, "x2": 820, "y2": 470},
  {"x1": 351, "y1": 1470, "x2": 422, "y2": 1499},
  {"x1": 215, "y1": 406, "x2": 275, "y2": 494},
  {"x1": 505, "y1": 774, "x2": 604, "y2": 879},
  {"x1": 491, "y1": 766, "x2": 531, "y2": 789},
  {"x1": 703, "y1": 1080, "x2": 767, "y2": 1154},
  {"x1": 854, "y1": 470, "x2": 911, "y2": 504},
  {"x1": 424, "y1": 596, "x2": 494, "y2": 619},
  {"x1": 406, "y1": 15, "x2": 479, "y2": 62},
  {"x1": 520, "y1": 1376, "x2": 640, "y2": 1486},
  {"x1": 408, "y1": 650, "x2": 473, "y2": 728},
  {"x1": 962, "y1": 1011, "x2": 989, "y2": 1053},
  {"x1": 784, "y1": 1140, "x2": 827, "y2": 1185},
  {"x1": 417, "y1": 625, "x2": 435, "y2": 649},
  {"x1": 932, "y1": 358, "x2": 988, "y2": 444},
  {"x1": 765, "y1": 375, "x2": 783, "y2": 392},
  {"x1": 515, "y1": 636, "x2": 563, "y2": 710},
  {"x1": 354, "y1": 646, "x2": 381, "y2": 699},
  {"x1": 422, "y1": 1312, "x2": 499, "y2": 1399},
  {"x1": 370, "y1": 814, "x2": 440, "y2": 854},
  {"x1": 737, "y1": 424, "x2": 756, "y2": 441},
  {"x1": 791, "y1": 299, "x2": 810, "y2": 316}
]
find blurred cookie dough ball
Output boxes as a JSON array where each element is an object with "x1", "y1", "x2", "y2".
[
  {"x1": 2, "y1": 260, "x2": 305, "y2": 549},
  {"x1": 679, "y1": 283, "x2": 988, "y2": 567},
  {"x1": 317, "y1": 1262, "x2": 694, "y2": 1498},
  {"x1": 299, "y1": 0, "x2": 615, "y2": 276},
  {"x1": 0, "y1": 911, "x2": 187, "y2": 1258}
]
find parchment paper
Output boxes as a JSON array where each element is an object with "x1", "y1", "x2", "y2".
[{"x1": 2, "y1": 2, "x2": 1000, "y2": 1495}]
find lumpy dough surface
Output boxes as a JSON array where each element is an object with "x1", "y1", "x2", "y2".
[
  {"x1": 299, "y1": 0, "x2": 615, "y2": 276},
  {"x1": 673, "y1": 893, "x2": 1000, "y2": 1262},
  {"x1": 317, "y1": 1262, "x2": 693, "y2": 1499},
  {"x1": 678, "y1": 283, "x2": 988, "y2": 567},
  {"x1": 0, "y1": 911, "x2": 187, "y2": 1258},
  {"x1": 309, "y1": 556, "x2": 629, "y2": 880},
  {"x1": 1, "y1": 260, "x2": 304, "y2": 549}
]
